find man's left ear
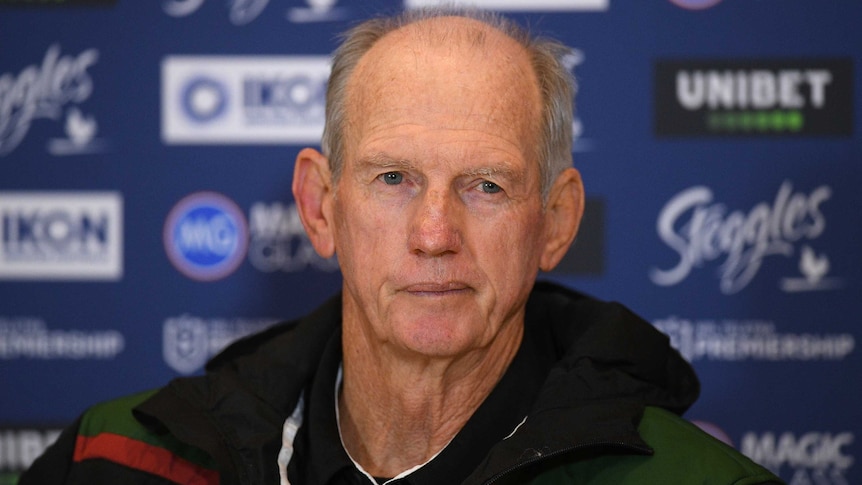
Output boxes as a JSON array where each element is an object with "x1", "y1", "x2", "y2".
[{"x1": 539, "y1": 167, "x2": 584, "y2": 272}]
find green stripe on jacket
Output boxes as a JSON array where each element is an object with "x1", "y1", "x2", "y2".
[{"x1": 78, "y1": 389, "x2": 217, "y2": 471}]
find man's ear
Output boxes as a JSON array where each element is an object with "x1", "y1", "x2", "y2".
[
  {"x1": 292, "y1": 147, "x2": 336, "y2": 258},
  {"x1": 539, "y1": 167, "x2": 584, "y2": 272}
]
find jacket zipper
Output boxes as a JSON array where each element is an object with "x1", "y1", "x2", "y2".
[{"x1": 482, "y1": 440, "x2": 653, "y2": 485}]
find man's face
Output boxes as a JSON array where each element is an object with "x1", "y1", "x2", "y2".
[{"x1": 331, "y1": 20, "x2": 550, "y2": 358}]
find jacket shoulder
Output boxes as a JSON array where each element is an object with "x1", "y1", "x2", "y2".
[
  {"x1": 633, "y1": 406, "x2": 783, "y2": 484},
  {"x1": 79, "y1": 389, "x2": 219, "y2": 483},
  {"x1": 527, "y1": 406, "x2": 783, "y2": 485},
  {"x1": 24, "y1": 389, "x2": 220, "y2": 485}
]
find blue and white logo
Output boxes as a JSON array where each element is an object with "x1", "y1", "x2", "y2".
[
  {"x1": 0, "y1": 192, "x2": 123, "y2": 280},
  {"x1": 181, "y1": 76, "x2": 229, "y2": 123},
  {"x1": 162, "y1": 56, "x2": 330, "y2": 144},
  {"x1": 164, "y1": 192, "x2": 248, "y2": 281}
]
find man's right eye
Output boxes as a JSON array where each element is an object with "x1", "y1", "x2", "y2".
[{"x1": 380, "y1": 172, "x2": 404, "y2": 185}]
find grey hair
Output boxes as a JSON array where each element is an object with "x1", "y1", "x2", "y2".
[{"x1": 320, "y1": 7, "x2": 576, "y2": 201}]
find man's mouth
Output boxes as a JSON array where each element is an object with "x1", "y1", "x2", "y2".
[{"x1": 403, "y1": 282, "x2": 471, "y2": 296}]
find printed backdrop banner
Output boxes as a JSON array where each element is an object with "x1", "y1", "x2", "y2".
[{"x1": 1, "y1": 1, "x2": 860, "y2": 484}]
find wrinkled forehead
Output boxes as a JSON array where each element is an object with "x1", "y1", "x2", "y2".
[{"x1": 343, "y1": 16, "x2": 542, "y2": 155}]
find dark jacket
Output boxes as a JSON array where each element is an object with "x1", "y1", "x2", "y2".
[{"x1": 20, "y1": 282, "x2": 783, "y2": 484}]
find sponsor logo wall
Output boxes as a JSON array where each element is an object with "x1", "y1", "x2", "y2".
[{"x1": 1, "y1": 2, "x2": 860, "y2": 483}]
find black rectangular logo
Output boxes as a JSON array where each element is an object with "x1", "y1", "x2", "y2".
[
  {"x1": 552, "y1": 197, "x2": 605, "y2": 276},
  {"x1": 655, "y1": 59, "x2": 853, "y2": 137}
]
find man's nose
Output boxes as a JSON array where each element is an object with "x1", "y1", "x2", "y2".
[{"x1": 409, "y1": 187, "x2": 462, "y2": 257}]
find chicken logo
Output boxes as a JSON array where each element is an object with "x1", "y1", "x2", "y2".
[
  {"x1": 780, "y1": 245, "x2": 843, "y2": 292},
  {"x1": 800, "y1": 246, "x2": 829, "y2": 284},
  {"x1": 47, "y1": 107, "x2": 107, "y2": 156},
  {"x1": 66, "y1": 108, "x2": 97, "y2": 147}
]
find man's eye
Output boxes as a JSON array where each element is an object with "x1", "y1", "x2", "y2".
[
  {"x1": 380, "y1": 172, "x2": 403, "y2": 185},
  {"x1": 479, "y1": 181, "x2": 502, "y2": 194}
]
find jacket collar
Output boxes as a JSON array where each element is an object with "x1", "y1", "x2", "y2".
[
  {"x1": 463, "y1": 282, "x2": 699, "y2": 483},
  {"x1": 135, "y1": 282, "x2": 699, "y2": 485}
]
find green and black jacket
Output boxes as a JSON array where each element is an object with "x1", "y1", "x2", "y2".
[{"x1": 20, "y1": 282, "x2": 784, "y2": 485}]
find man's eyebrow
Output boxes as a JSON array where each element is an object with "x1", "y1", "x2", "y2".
[
  {"x1": 462, "y1": 165, "x2": 521, "y2": 180},
  {"x1": 354, "y1": 153, "x2": 415, "y2": 171},
  {"x1": 354, "y1": 153, "x2": 526, "y2": 180}
]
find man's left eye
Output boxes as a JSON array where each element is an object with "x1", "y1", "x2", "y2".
[
  {"x1": 380, "y1": 172, "x2": 403, "y2": 185},
  {"x1": 479, "y1": 181, "x2": 502, "y2": 194}
]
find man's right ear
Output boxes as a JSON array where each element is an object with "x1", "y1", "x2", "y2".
[{"x1": 292, "y1": 147, "x2": 336, "y2": 259}]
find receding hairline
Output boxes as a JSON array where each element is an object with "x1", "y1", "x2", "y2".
[
  {"x1": 347, "y1": 14, "x2": 538, "y2": 83},
  {"x1": 367, "y1": 14, "x2": 525, "y2": 50},
  {"x1": 321, "y1": 8, "x2": 576, "y2": 201},
  {"x1": 340, "y1": 14, "x2": 544, "y2": 164}
]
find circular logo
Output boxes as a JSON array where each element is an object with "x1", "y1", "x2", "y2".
[
  {"x1": 164, "y1": 192, "x2": 248, "y2": 281},
  {"x1": 181, "y1": 76, "x2": 229, "y2": 123},
  {"x1": 668, "y1": 0, "x2": 723, "y2": 10}
]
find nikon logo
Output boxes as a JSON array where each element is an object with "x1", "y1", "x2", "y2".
[{"x1": 655, "y1": 59, "x2": 853, "y2": 136}]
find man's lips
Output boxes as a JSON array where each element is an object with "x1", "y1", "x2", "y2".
[{"x1": 403, "y1": 282, "x2": 472, "y2": 295}]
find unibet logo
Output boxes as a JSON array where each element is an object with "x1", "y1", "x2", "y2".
[{"x1": 655, "y1": 59, "x2": 853, "y2": 136}]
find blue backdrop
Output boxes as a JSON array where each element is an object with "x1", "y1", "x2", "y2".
[{"x1": 1, "y1": 1, "x2": 859, "y2": 484}]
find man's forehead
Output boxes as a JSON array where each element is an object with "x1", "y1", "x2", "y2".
[
  {"x1": 342, "y1": 15, "x2": 541, "y2": 150},
  {"x1": 379, "y1": 15, "x2": 518, "y2": 50},
  {"x1": 356, "y1": 16, "x2": 530, "y2": 73}
]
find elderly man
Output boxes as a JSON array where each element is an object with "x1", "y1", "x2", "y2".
[{"x1": 22, "y1": 8, "x2": 783, "y2": 485}]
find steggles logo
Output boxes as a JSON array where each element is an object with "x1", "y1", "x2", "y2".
[
  {"x1": 163, "y1": 0, "x2": 347, "y2": 25},
  {"x1": 163, "y1": 0, "x2": 269, "y2": 25},
  {"x1": 650, "y1": 180, "x2": 833, "y2": 294},
  {"x1": 0, "y1": 45, "x2": 99, "y2": 157}
]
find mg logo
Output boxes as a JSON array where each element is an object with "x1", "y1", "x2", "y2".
[{"x1": 163, "y1": 192, "x2": 248, "y2": 281}]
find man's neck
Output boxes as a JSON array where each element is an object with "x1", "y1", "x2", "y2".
[{"x1": 337, "y1": 318, "x2": 524, "y2": 479}]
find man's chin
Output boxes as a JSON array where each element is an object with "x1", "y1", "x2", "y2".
[{"x1": 388, "y1": 314, "x2": 487, "y2": 359}]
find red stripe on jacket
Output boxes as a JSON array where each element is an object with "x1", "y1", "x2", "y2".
[{"x1": 74, "y1": 433, "x2": 220, "y2": 485}]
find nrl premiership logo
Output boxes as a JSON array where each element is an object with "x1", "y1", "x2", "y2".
[
  {"x1": 163, "y1": 316, "x2": 209, "y2": 375},
  {"x1": 650, "y1": 180, "x2": 843, "y2": 294},
  {"x1": 163, "y1": 315, "x2": 275, "y2": 374}
]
